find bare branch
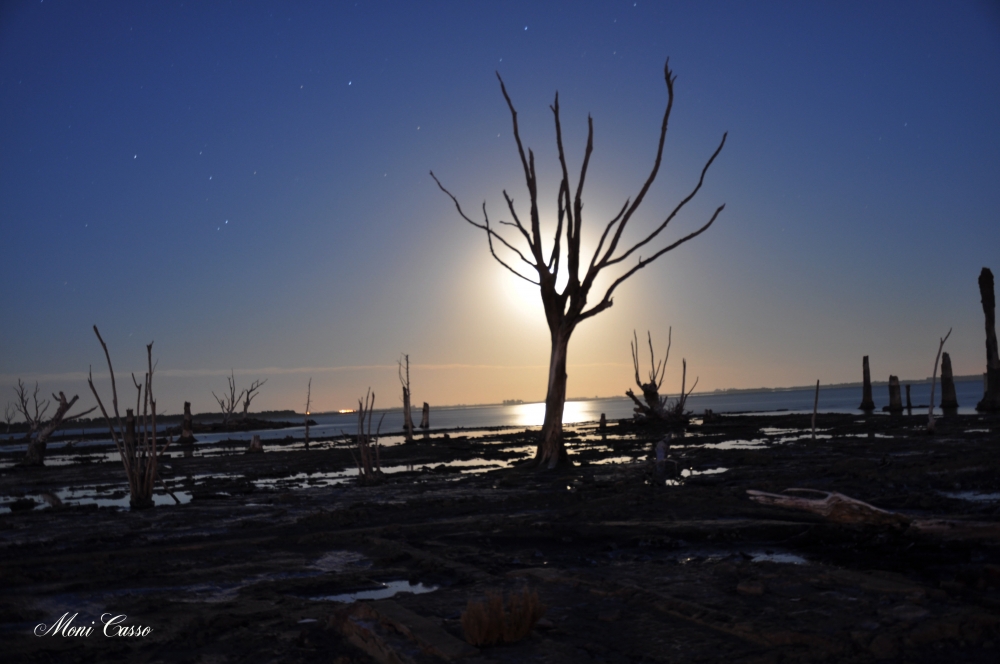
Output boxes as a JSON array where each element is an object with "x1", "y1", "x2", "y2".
[
  {"x1": 579, "y1": 203, "x2": 724, "y2": 322},
  {"x1": 241, "y1": 377, "x2": 267, "y2": 420},
  {"x1": 430, "y1": 171, "x2": 540, "y2": 285},
  {"x1": 601, "y1": 132, "x2": 727, "y2": 269}
]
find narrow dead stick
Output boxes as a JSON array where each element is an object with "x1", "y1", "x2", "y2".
[
  {"x1": 811, "y1": 380, "x2": 819, "y2": 438},
  {"x1": 928, "y1": 327, "x2": 952, "y2": 431}
]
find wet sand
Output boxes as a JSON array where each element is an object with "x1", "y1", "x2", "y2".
[{"x1": 1, "y1": 412, "x2": 998, "y2": 662}]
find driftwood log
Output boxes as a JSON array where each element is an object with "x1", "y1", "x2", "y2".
[
  {"x1": 859, "y1": 356, "x2": 875, "y2": 411},
  {"x1": 748, "y1": 488, "x2": 1000, "y2": 540}
]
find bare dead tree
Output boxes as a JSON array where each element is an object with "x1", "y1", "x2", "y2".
[
  {"x1": 87, "y1": 326, "x2": 176, "y2": 509},
  {"x1": 432, "y1": 60, "x2": 725, "y2": 468},
  {"x1": 626, "y1": 329, "x2": 670, "y2": 417},
  {"x1": 21, "y1": 391, "x2": 96, "y2": 466},
  {"x1": 625, "y1": 329, "x2": 698, "y2": 423},
  {"x1": 399, "y1": 354, "x2": 415, "y2": 443},
  {"x1": 14, "y1": 378, "x2": 95, "y2": 465},
  {"x1": 348, "y1": 389, "x2": 385, "y2": 485},
  {"x1": 3, "y1": 402, "x2": 15, "y2": 434},
  {"x1": 13, "y1": 379, "x2": 49, "y2": 440},
  {"x1": 240, "y1": 377, "x2": 267, "y2": 421},
  {"x1": 212, "y1": 370, "x2": 241, "y2": 426}
]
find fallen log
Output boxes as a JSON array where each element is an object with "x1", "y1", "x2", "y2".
[{"x1": 747, "y1": 488, "x2": 1000, "y2": 540}]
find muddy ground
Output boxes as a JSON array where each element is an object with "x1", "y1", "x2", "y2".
[{"x1": 1, "y1": 412, "x2": 999, "y2": 663}]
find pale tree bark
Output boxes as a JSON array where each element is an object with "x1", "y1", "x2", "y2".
[
  {"x1": 433, "y1": 60, "x2": 725, "y2": 469},
  {"x1": 87, "y1": 327, "x2": 175, "y2": 509}
]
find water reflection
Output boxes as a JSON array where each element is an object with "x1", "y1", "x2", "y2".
[{"x1": 508, "y1": 400, "x2": 597, "y2": 427}]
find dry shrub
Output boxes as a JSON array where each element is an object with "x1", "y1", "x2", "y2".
[{"x1": 461, "y1": 587, "x2": 545, "y2": 646}]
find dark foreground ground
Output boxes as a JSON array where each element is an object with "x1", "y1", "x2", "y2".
[{"x1": 1, "y1": 413, "x2": 998, "y2": 663}]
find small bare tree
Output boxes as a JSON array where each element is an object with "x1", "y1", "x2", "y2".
[
  {"x1": 3, "y1": 402, "x2": 15, "y2": 434},
  {"x1": 240, "y1": 378, "x2": 267, "y2": 421},
  {"x1": 14, "y1": 379, "x2": 95, "y2": 465},
  {"x1": 13, "y1": 379, "x2": 49, "y2": 440},
  {"x1": 433, "y1": 60, "x2": 725, "y2": 468},
  {"x1": 22, "y1": 394, "x2": 95, "y2": 466},
  {"x1": 212, "y1": 370, "x2": 241, "y2": 426},
  {"x1": 625, "y1": 329, "x2": 698, "y2": 423},
  {"x1": 349, "y1": 389, "x2": 385, "y2": 485},
  {"x1": 399, "y1": 354, "x2": 415, "y2": 443},
  {"x1": 627, "y1": 329, "x2": 670, "y2": 417},
  {"x1": 87, "y1": 326, "x2": 175, "y2": 509}
]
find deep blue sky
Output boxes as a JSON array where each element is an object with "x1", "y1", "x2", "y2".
[{"x1": 2, "y1": 1, "x2": 999, "y2": 414}]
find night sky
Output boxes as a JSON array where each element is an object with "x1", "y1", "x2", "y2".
[{"x1": 2, "y1": 1, "x2": 999, "y2": 415}]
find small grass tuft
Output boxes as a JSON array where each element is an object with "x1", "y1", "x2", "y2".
[{"x1": 461, "y1": 587, "x2": 545, "y2": 646}]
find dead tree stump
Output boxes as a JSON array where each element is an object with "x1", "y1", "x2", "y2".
[
  {"x1": 859, "y1": 356, "x2": 875, "y2": 411},
  {"x1": 976, "y1": 267, "x2": 1000, "y2": 412},
  {"x1": 885, "y1": 375, "x2": 903, "y2": 414},
  {"x1": 940, "y1": 352, "x2": 959, "y2": 410},
  {"x1": 419, "y1": 402, "x2": 429, "y2": 429},
  {"x1": 246, "y1": 434, "x2": 263, "y2": 453},
  {"x1": 599, "y1": 413, "x2": 607, "y2": 432},
  {"x1": 178, "y1": 401, "x2": 197, "y2": 445},
  {"x1": 905, "y1": 385, "x2": 912, "y2": 414}
]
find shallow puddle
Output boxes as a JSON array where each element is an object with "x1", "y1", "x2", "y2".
[
  {"x1": 310, "y1": 580, "x2": 439, "y2": 603},
  {"x1": 940, "y1": 491, "x2": 1000, "y2": 503}
]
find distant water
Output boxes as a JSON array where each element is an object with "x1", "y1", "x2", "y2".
[
  {"x1": 0, "y1": 378, "x2": 987, "y2": 446},
  {"x1": 306, "y1": 376, "x2": 987, "y2": 433}
]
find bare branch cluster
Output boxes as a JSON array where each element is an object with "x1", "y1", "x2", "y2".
[
  {"x1": 431, "y1": 60, "x2": 725, "y2": 328},
  {"x1": 212, "y1": 371, "x2": 241, "y2": 425},
  {"x1": 349, "y1": 389, "x2": 385, "y2": 485},
  {"x1": 13, "y1": 379, "x2": 50, "y2": 437},
  {"x1": 87, "y1": 326, "x2": 176, "y2": 509},
  {"x1": 241, "y1": 378, "x2": 267, "y2": 421},
  {"x1": 626, "y1": 328, "x2": 698, "y2": 424},
  {"x1": 14, "y1": 377, "x2": 96, "y2": 465}
]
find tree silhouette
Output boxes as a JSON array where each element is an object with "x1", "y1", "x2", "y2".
[{"x1": 432, "y1": 60, "x2": 725, "y2": 468}]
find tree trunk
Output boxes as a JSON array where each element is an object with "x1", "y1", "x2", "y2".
[
  {"x1": 886, "y1": 375, "x2": 903, "y2": 414},
  {"x1": 536, "y1": 329, "x2": 571, "y2": 469},
  {"x1": 419, "y1": 402, "x2": 429, "y2": 429},
  {"x1": 179, "y1": 401, "x2": 196, "y2": 445},
  {"x1": 940, "y1": 352, "x2": 959, "y2": 410},
  {"x1": 859, "y1": 356, "x2": 875, "y2": 411},
  {"x1": 976, "y1": 268, "x2": 1000, "y2": 412},
  {"x1": 402, "y1": 386, "x2": 414, "y2": 443},
  {"x1": 905, "y1": 384, "x2": 912, "y2": 414}
]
